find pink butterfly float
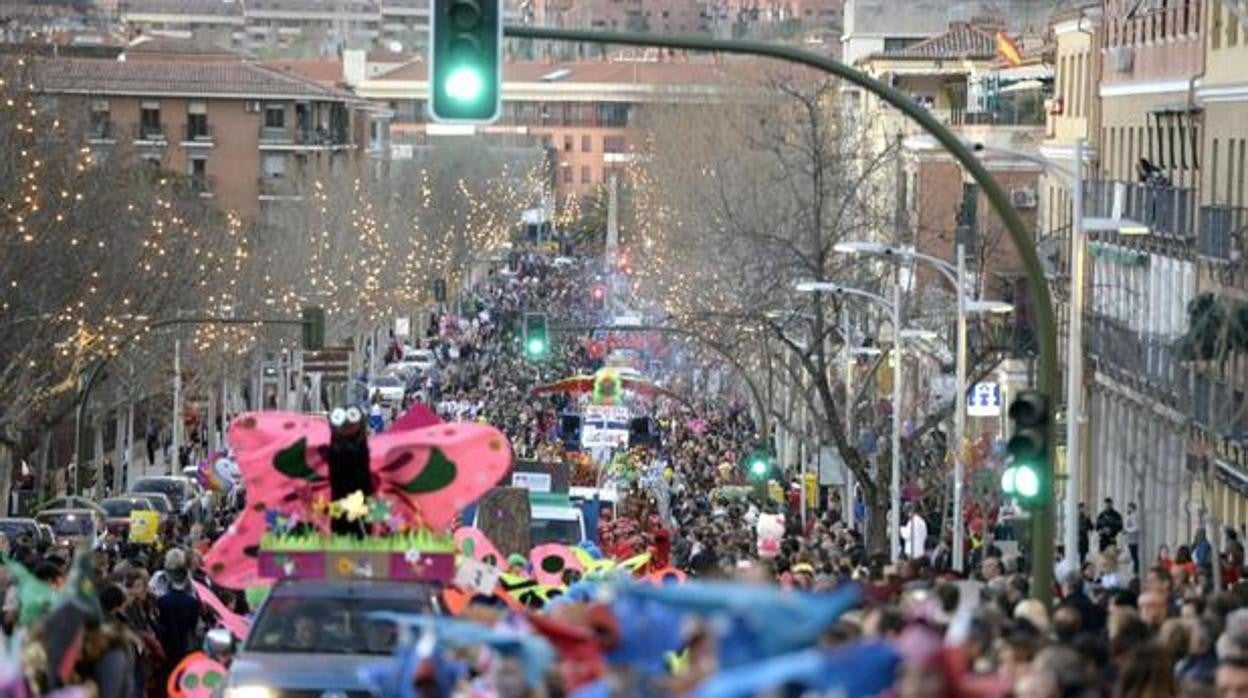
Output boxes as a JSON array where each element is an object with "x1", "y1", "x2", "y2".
[{"x1": 204, "y1": 410, "x2": 512, "y2": 590}]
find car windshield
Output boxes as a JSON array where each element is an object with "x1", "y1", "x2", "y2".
[
  {"x1": 0, "y1": 521, "x2": 36, "y2": 542},
  {"x1": 132, "y1": 479, "x2": 185, "y2": 503},
  {"x1": 530, "y1": 517, "x2": 582, "y2": 546},
  {"x1": 138, "y1": 495, "x2": 171, "y2": 513},
  {"x1": 37, "y1": 513, "x2": 95, "y2": 537},
  {"x1": 373, "y1": 376, "x2": 402, "y2": 388},
  {"x1": 101, "y1": 499, "x2": 149, "y2": 517},
  {"x1": 247, "y1": 592, "x2": 434, "y2": 655}
]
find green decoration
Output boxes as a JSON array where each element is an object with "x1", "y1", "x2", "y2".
[
  {"x1": 367, "y1": 497, "x2": 393, "y2": 524},
  {"x1": 273, "y1": 438, "x2": 319, "y2": 481},
  {"x1": 401, "y1": 448, "x2": 457, "y2": 494}
]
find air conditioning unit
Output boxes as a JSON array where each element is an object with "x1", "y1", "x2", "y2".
[
  {"x1": 1107, "y1": 46, "x2": 1134, "y2": 73},
  {"x1": 245, "y1": 100, "x2": 262, "y2": 113},
  {"x1": 1011, "y1": 188, "x2": 1038, "y2": 209}
]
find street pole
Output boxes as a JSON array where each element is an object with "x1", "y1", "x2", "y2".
[
  {"x1": 891, "y1": 274, "x2": 903, "y2": 563},
  {"x1": 172, "y1": 338, "x2": 181, "y2": 475},
  {"x1": 953, "y1": 242, "x2": 968, "y2": 573},
  {"x1": 1064, "y1": 138, "x2": 1086, "y2": 572},
  {"x1": 843, "y1": 306, "x2": 856, "y2": 530}
]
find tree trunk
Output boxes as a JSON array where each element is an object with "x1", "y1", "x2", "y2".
[
  {"x1": 35, "y1": 429, "x2": 52, "y2": 501},
  {"x1": 864, "y1": 485, "x2": 889, "y2": 558}
]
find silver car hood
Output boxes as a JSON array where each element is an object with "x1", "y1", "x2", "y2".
[{"x1": 229, "y1": 651, "x2": 392, "y2": 692}]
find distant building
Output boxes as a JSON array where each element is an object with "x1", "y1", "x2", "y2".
[
  {"x1": 351, "y1": 56, "x2": 739, "y2": 202},
  {"x1": 32, "y1": 50, "x2": 366, "y2": 221}
]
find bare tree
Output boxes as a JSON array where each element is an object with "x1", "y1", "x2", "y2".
[{"x1": 631, "y1": 74, "x2": 1018, "y2": 553}]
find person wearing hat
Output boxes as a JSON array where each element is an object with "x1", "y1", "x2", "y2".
[{"x1": 155, "y1": 548, "x2": 202, "y2": 693}]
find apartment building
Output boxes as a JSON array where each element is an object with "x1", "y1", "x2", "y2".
[
  {"x1": 1190, "y1": 0, "x2": 1248, "y2": 527},
  {"x1": 1074, "y1": 0, "x2": 1204, "y2": 553},
  {"x1": 854, "y1": 22, "x2": 1050, "y2": 299},
  {"x1": 33, "y1": 53, "x2": 362, "y2": 220},
  {"x1": 352, "y1": 57, "x2": 736, "y2": 202}
]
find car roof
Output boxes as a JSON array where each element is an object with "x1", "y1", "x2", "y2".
[
  {"x1": 37, "y1": 509, "x2": 99, "y2": 517},
  {"x1": 101, "y1": 496, "x2": 152, "y2": 505}
]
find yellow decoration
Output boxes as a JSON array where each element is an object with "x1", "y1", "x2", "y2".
[{"x1": 129, "y1": 510, "x2": 159, "y2": 544}]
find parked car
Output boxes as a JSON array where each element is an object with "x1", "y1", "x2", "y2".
[
  {"x1": 400, "y1": 348, "x2": 438, "y2": 372},
  {"x1": 130, "y1": 476, "x2": 199, "y2": 520},
  {"x1": 365, "y1": 374, "x2": 406, "y2": 404},
  {"x1": 130, "y1": 492, "x2": 174, "y2": 521},
  {"x1": 220, "y1": 580, "x2": 440, "y2": 697},
  {"x1": 99, "y1": 496, "x2": 155, "y2": 538},
  {"x1": 0, "y1": 518, "x2": 47, "y2": 549},
  {"x1": 35, "y1": 509, "x2": 104, "y2": 548}
]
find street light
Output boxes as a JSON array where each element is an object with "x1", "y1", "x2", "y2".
[
  {"x1": 834, "y1": 240, "x2": 1014, "y2": 573},
  {"x1": 795, "y1": 279, "x2": 905, "y2": 562}
]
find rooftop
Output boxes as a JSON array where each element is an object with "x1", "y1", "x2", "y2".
[
  {"x1": 373, "y1": 59, "x2": 739, "y2": 85},
  {"x1": 34, "y1": 57, "x2": 358, "y2": 100},
  {"x1": 119, "y1": 0, "x2": 244, "y2": 16},
  {"x1": 870, "y1": 22, "x2": 997, "y2": 61}
]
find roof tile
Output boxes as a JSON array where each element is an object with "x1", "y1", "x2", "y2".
[
  {"x1": 876, "y1": 23, "x2": 997, "y2": 60},
  {"x1": 34, "y1": 57, "x2": 356, "y2": 100}
]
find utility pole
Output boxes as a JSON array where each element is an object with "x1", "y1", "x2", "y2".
[
  {"x1": 172, "y1": 338, "x2": 182, "y2": 476},
  {"x1": 891, "y1": 272, "x2": 903, "y2": 563},
  {"x1": 842, "y1": 306, "x2": 856, "y2": 530},
  {"x1": 953, "y1": 241, "x2": 968, "y2": 572},
  {"x1": 1064, "y1": 138, "x2": 1087, "y2": 573}
]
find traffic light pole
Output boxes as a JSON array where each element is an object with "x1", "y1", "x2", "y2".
[{"x1": 504, "y1": 25, "x2": 1057, "y2": 603}]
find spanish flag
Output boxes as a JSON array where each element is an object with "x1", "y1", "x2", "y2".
[{"x1": 996, "y1": 31, "x2": 1023, "y2": 66}]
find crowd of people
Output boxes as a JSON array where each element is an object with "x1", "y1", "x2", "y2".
[{"x1": 6, "y1": 250, "x2": 1248, "y2": 697}]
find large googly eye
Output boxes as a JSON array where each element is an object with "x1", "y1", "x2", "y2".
[
  {"x1": 330, "y1": 408, "x2": 347, "y2": 427},
  {"x1": 345, "y1": 407, "x2": 362, "y2": 423}
]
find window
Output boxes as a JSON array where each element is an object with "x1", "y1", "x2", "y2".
[
  {"x1": 187, "y1": 100, "x2": 209, "y2": 140},
  {"x1": 581, "y1": 134, "x2": 592, "y2": 152},
  {"x1": 561, "y1": 164, "x2": 572, "y2": 184},
  {"x1": 563, "y1": 134, "x2": 573, "y2": 152},
  {"x1": 581, "y1": 166, "x2": 591, "y2": 184},
  {"x1": 264, "y1": 104, "x2": 286, "y2": 129},
  {"x1": 190, "y1": 157, "x2": 208, "y2": 192},
  {"x1": 883, "y1": 37, "x2": 921, "y2": 52},
  {"x1": 603, "y1": 136, "x2": 625, "y2": 153},
  {"x1": 139, "y1": 100, "x2": 162, "y2": 139},
  {"x1": 89, "y1": 99, "x2": 110, "y2": 138}
]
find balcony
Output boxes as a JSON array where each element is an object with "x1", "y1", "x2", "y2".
[
  {"x1": 1083, "y1": 180, "x2": 1196, "y2": 240},
  {"x1": 1198, "y1": 205, "x2": 1248, "y2": 263},
  {"x1": 257, "y1": 176, "x2": 301, "y2": 199},
  {"x1": 258, "y1": 125, "x2": 350, "y2": 148},
  {"x1": 1086, "y1": 315, "x2": 1189, "y2": 409},
  {"x1": 134, "y1": 122, "x2": 167, "y2": 143},
  {"x1": 88, "y1": 120, "x2": 115, "y2": 142},
  {"x1": 184, "y1": 123, "x2": 215, "y2": 144},
  {"x1": 189, "y1": 175, "x2": 214, "y2": 196}
]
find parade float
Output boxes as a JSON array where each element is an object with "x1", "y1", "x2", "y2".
[{"x1": 203, "y1": 405, "x2": 513, "y2": 590}]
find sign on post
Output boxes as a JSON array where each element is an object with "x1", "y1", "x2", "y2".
[{"x1": 967, "y1": 382, "x2": 1003, "y2": 417}]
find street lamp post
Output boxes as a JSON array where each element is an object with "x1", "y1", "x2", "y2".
[
  {"x1": 833, "y1": 241, "x2": 1013, "y2": 572},
  {"x1": 795, "y1": 280, "x2": 903, "y2": 561}
]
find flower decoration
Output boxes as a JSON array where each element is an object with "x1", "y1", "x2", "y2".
[
  {"x1": 367, "y1": 497, "x2": 393, "y2": 524},
  {"x1": 405, "y1": 549, "x2": 423, "y2": 565},
  {"x1": 336, "y1": 557, "x2": 354, "y2": 575},
  {"x1": 338, "y1": 491, "x2": 370, "y2": 522}
]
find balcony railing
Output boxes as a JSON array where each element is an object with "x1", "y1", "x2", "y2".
[
  {"x1": 1198, "y1": 204, "x2": 1248, "y2": 262},
  {"x1": 1083, "y1": 179, "x2": 1196, "y2": 239},
  {"x1": 184, "y1": 123, "x2": 214, "y2": 142},
  {"x1": 189, "y1": 175, "x2": 214, "y2": 195},
  {"x1": 258, "y1": 176, "x2": 300, "y2": 198},
  {"x1": 259, "y1": 125, "x2": 349, "y2": 146},
  {"x1": 1086, "y1": 315, "x2": 1189, "y2": 408},
  {"x1": 88, "y1": 119, "x2": 114, "y2": 141},
  {"x1": 134, "y1": 122, "x2": 167, "y2": 142}
]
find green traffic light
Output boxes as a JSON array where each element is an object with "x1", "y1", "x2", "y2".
[
  {"x1": 445, "y1": 66, "x2": 484, "y2": 102},
  {"x1": 526, "y1": 336, "x2": 546, "y2": 356},
  {"x1": 1014, "y1": 463, "x2": 1040, "y2": 499},
  {"x1": 1001, "y1": 466, "x2": 1017, "y2": 496},
  {"x1": 749, "y1": 460, "x2": 767, "y2": 476}
]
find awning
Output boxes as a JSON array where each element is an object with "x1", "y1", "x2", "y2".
[{"x1": 1000, "y1": 79, "x2": 1046, "y2": 93}]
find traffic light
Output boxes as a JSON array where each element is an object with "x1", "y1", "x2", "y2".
[
  {"x1": 429, "y1": 0, "x2": 501, "y2": 122},
  {"x1": 743, "y1": 451, "x2": 771, "y2": 481},
  {"x1": 591, "y1": 284, "x2": 606, "y2": 306},
  {"x1": 523, "y1": 312, "x2": 548, "y2": 358},
  {"x1": 301, "y1": 306, "x2": 325, "y2": 351},
  {"x1": 1001, "y1": 391, "x2": 1049, "y2": 507},
  {"x1": 432, "y1": 278, "x2": 447, "y2": 303}
]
